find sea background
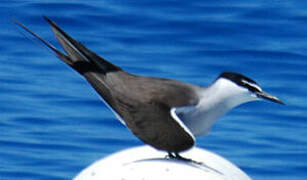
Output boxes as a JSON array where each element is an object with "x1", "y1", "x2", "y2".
[{"x1": 1, "y1": 0, "x2": 306, "y2": 179}]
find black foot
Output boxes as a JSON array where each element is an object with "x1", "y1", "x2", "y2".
[
  {"x1": 166, "y1": 152, "x2": 192, "y2": 161},
  {"x1": 167, "y1": 152, "x2": 176, "y2": 159},
  {"x1": 174, "y1": 153, "x2": 193, "y2": 162},
  {"x1": 166, "y1": 152, "x2": 203, "y2": 165}
]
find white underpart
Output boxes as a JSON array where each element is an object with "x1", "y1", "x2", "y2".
[
  {"x1": 170, "y1": 108, "x2": 195, "y2": 141},
  {"x1": 177, "y1": 78, "x2": 259, "y2": 136}
]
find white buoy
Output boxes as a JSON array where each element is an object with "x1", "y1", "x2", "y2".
[{"x1": 74, "y1": 145, "x2": 251, "y2": 180}]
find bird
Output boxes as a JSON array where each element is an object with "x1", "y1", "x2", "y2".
[{"x1": 15, "y1": 16, "x2": 284, "y2": 160}]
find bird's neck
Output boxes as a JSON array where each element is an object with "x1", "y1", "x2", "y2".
[
  {"x1": 181, "y1": 78, "x2": 255, "y2": 136},
  {"x1": 199, "y1": 78, "x2": 253, "y2": 110}
]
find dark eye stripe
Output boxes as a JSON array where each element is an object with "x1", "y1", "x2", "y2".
[
  {"x1": 240, "y1": 80, "x2": 262, "y2": 92},
  {"x1": 218, "y1": 72, "x2": 262, "y2": 93},
  {"x1": 246, "y1": 84, "x2": 261, "y2": 92}
]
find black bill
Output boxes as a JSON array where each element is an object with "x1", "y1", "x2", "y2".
[{"x1": 256, "y1": 91, "x2": 285, "y2": 105}]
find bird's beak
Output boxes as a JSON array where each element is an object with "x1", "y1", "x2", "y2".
[{"x1": 256, "y1": 91, "x2": 285, "y2": 105}]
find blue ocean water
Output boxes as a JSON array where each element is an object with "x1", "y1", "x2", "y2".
[{"x1": 1, "y1": 0, "x2": 306, "y2": 179}]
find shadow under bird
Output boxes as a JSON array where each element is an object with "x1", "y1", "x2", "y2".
[{"x1": 15, "y1": 17, "x2": 284, "y2": 160}]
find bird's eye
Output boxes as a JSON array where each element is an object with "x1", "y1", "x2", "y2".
[{"x1": 240, "y1": 80, "x2": 262, "y2": 93}]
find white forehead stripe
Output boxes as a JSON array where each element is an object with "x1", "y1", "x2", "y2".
[{"x1": 241, "y1": 79, "x2": 262, "y2": 92}]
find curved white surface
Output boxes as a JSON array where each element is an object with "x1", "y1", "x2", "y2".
[{"x1": 74, "y1": 146, "x2": 251, "y2": 180}]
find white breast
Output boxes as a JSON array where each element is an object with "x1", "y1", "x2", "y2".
[
  {"x1": 177, "y1": 78, "x2": 258, "y2": 136},
  {"x1": 177, "y1": 102, "x2": 229, "y2": 136}
]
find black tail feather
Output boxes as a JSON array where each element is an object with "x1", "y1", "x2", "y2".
[
  {"x1": 14, "y1": 16, "x2": 122, "y2": 74},
  {"x1": 43, "y1": 16, "x2": 121, "y2": 73},
  {"x1": 14, "y1": 17, "x2": 122, "y2": 121},
  {"x1": 13, "y1": 18, "x2": 73, "y2": 66}
]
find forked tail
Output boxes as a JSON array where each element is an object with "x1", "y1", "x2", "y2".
[{"x1": 14, "y1": 16, "x2": 122, "y2": 75}]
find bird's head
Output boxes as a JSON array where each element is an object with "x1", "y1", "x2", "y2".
[{"x1": 212, "y1": 72, "x2": 284, "y2": 107}]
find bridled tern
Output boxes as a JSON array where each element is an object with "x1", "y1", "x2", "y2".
[{"x1": 15, "y1": 17, "x2": 284, "y2": 160}]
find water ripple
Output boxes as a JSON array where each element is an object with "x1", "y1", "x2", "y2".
[{"x1": 1, "y1": 1, "x2": 307, "y2": 179}]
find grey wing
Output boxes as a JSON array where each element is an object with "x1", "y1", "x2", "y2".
[
  {"x1": 114, "y1": 97, "x2": 195, "y2": 153},
  {"x1": 15, "y1": 17, "x2": 197, "y2": 153},
  {"x1": 106, "y1": 77, "x2": 201, "y2": 152}
]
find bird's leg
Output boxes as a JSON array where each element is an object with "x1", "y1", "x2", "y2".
[
  {"x1": 174, "y1": 152, "x2": 193, "y2": 162},
  {"x1": 166, "y1": 152, "x2": 202, "y2": 165},
  {"x1": 170, "y1": 152, "x2": 203, "y2": 165},
  {"x1": 166, "y1": 152, "x2": 192, "y2": 162},
  {"x1": 166, "y1": 152, "x2": 176, "y2": 159}
]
